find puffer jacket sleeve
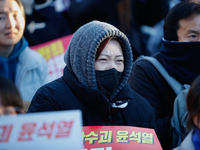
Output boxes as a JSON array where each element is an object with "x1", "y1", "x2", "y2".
[
  {"x1": 27, "y1": 76, "x2": 69, "y2": 112},
  {"x1": 16, "y1": 47, "x2": 49, "y2": 101},
  {"x1": 27, "y1": 84, "x2": 56, "y2": 112},
  {"x1": 131, "y1": 90, "x2": 157, "y2": 131},
  {"x1": 28, "y1": 77, "x2": 79, "y2": 112}
]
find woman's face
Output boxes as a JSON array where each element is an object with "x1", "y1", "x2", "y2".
[
  {"x1": 0, "y1": 0, "x2": 25, "y2": 47},
  {"x1": 95, "y1": 39, "x2": 124, "y2": 72}
]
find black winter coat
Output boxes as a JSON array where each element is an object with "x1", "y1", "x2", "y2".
[
  {"x1": 129, "y1": 53, "x2": 176, "y2": 150},
  {"x1": 28, "y1": 67, "x2": 157, "y2": 130},
  {"x1": 67, "y1": 0, "x2": 169, "y2": 60},
  {"x1": 24, "y1": 7, "x2": 72, "y2": 46}
]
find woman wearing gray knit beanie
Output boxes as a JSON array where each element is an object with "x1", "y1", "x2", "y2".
[{"x1": 28, "y1": 20, "x2": 156, "y2": 130}]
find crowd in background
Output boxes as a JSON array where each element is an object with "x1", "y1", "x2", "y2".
[
  {"x1": 1, "y1": 0, "x2": 200, "y2": 150},
  {"x1": 21, "y1": 0, "x2": 179, "y2": 58}
]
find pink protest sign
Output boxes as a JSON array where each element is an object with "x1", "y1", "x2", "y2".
[{"x1": 30, "y1": 34, "x2": 73, "y2": 82}]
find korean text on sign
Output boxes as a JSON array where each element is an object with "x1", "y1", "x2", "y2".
[{"x1": 83, "y1": 130, "x2": 154, "y2": 145}]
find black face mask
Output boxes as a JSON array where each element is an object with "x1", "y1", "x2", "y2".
[{"x1": 95, "y1": 68, "x2": 123, "y2": 95}]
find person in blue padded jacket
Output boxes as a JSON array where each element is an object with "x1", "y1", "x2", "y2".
[{"x1": 0, "y1": 0, "x2": 49, "y2": 101}]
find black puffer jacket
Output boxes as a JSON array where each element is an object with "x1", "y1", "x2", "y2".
[
  {"x1": 28, "y1": 20, "x2": 156, "y2": 132},
  {"x1": 129, "y1": 38, "x2": 200, "y2": 150},
  {"x1": 129, "y1": 53, "x2": 176, "y2": 150},
  {"x1": 67, "y1": 0, "x2": 169, "y2": 60},
  {"x1": 24, "y1": 3, "x2": 72, "y2": 46},
  {"x1": 29, "y1": 66, "x2": 156, "y2": 129}
]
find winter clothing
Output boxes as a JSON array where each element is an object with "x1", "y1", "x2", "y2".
[
  {"x1": 0, "y1": 37, "x2": 28, "y2": 82},
  {"x1": 63, "y1": 21, "x2": 133, "y2": 100},
  {"x1": 24, "y1": 1, "x2": 72, "y2": 46},
  {"x1": 95, "y1": 68, "x2": 123, "y2": 95},
  {"x1": 0, "y1": 37, "x2": 49, "y2": 101},
  {"x1": 68, "y1": 0, "x2": 169, "y2": 31},
  {"x1": 28, "y1": 21, "x2": 157, "y2": 130},
  {"x1": 173, "y1": 129, "x2": 195, "y2": 150},
  {"x1": 15, "y1": 47, "x2": 49, "y2": 101},
  {"x1": 67, "y1": 0, "x2": 169, "y2": 60},
  {"x1": 159, "y1": 39, "x2": 200, "y2": 85},
  {"x1": 129, "y1": 39, "x2": 200, "y2": 149},
  {"x1": 193, "y1": 128, "x2": 200, "y2": 150},
  {"x1": 131, "y1": 0, "x2": 169, "y2": 27},
  {"x1": 129, "y1": 52, "x2": 175, "y2": 150}
]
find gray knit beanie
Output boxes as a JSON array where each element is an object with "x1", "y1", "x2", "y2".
[{"x1": 64, "y1": 20, "x2": 133, "y2": 100}]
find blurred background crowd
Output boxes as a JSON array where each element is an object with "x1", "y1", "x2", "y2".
[
  {"x1": 1, "y1": 0, "x2": 200, "y2": 150},
  {"x1": 21, "y1": 0, "x2": 182, "y2": 59}
]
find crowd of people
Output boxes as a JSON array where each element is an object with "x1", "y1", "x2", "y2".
[{"x1": 1, "y1": 0, "x2": 200, "y2": 150}]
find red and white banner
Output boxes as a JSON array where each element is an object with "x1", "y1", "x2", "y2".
[
  {"x1": 0, "y1": 110, "x2": 83, "y2": 150},
  {"x1": 82, "y1": 126, "x2": 162, "y2": 150},
  {"x1": 30, "y1": 34, "x2": 73, "y2": 82}
]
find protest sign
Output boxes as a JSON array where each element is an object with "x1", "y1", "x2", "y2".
[
  {"x1": 30, "y1": 34, "x2": 73, "y2": 82},
  {"x1": 0, "y1": 110, "x2": 83, "y2": 150},
  {"x1": 82, "y1": 126, "x2": 162, "y2": 150}
]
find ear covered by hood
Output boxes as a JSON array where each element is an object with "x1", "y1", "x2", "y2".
[{"x1": 64, "y1": 20, "x2": 133, "y2": 99}]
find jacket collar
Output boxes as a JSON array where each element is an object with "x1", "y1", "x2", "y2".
[
  {"x1": 180, "y1": 129, "x2": 195, "y2": 150},
  {"x1": 63, "y1": 67, "x2": 132, "y2": 120},
  {"x1": 63, "y1": 66, "x2": 110, "y2": 121},
  {"x1": 159, "y1": 39, "x2": 200, "y2": 84}
]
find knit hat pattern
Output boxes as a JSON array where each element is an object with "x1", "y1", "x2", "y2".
[{"x1": 64, "y1": 20, "x2": 133, "y2": 100}]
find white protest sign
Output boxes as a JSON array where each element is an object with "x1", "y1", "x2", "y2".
[{"x1": 0, "y1": 110, "x2": 83, "y2": 150}]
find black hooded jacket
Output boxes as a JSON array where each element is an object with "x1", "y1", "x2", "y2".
[
  {"x1": 28, "y1": 21, "x2": 157, "y2": 134},
  {"x1": 29, "y1": 66, "x2": 156, "y2": 129}
]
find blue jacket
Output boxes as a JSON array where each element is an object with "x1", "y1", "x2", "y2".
[
  {"x1": 173, "y1": 130, "x2": 195, "y2": 150},
  {"x1": 0, "y1": 37, "x2": 49, "y2": 101},
  {"x1": 15, "y1": 46, "x2": 49, "y2": 101}
]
